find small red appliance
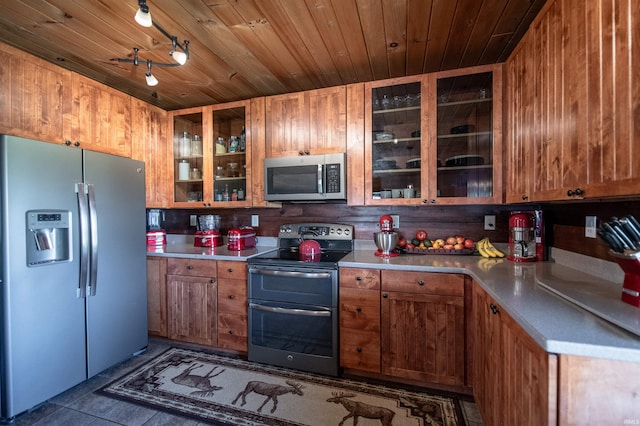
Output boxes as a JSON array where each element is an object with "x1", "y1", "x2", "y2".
[
  {"x1": 146, "y1": 209, "x2": 166, "y2": 247},
  {"x1": 379, "y1": 214, "x2": 394, "y2": 232},
  {"x1": 227, "y1": 227, "x2": 257, "y2": 251},
  {"x1": 195, "y1": 214, "x2": 222, "y2": 247},
  {"x1": 507, "y1": 210, "x2": 545, "y2": 262},
  {"x1": 375, "y1": 214, "x2": 399, "y2": 257},
  {"x1": 610, "y1": 251, "x2": 640, "y2": 307}
]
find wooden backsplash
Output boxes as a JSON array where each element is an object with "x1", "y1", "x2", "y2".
[{"x1": 157, "y1": 199, "x2": 640, "y2": 261}]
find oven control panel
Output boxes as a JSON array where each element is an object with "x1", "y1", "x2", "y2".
[{"x1": 278, "y1": 223, "x2": 353, "y2": 240}]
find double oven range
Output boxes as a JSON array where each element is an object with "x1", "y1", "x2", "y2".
[{"x1": 247, "y1": 223, "x2": 354, "y2": 376}]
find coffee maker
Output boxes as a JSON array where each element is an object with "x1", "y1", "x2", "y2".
[
  {"x1": 146, "y1": 209, "x2": 166, "y2": 247},
  {"x1": 507, "y1": 210, "x2": 544, "y2": 262}
]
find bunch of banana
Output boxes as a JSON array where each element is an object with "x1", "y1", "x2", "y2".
[
  {"x1": 477, "y1": 257, "x2": 504, "y2": 270},
  {"x1": 476, "y1": 238, "x2": 505, "y2": 258}
]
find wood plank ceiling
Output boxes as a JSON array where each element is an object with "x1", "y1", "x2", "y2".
[{"x1": 0, "y1": 0, "x2": 546, "y2": 110}]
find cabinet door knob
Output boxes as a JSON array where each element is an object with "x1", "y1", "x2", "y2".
[
  {"x1": 209, "y1": 279, "x2": 216, "y2": 284},
  {"x1": 522, "y1": 194, "x2": 529, "y2": 200},
  {"x1": 356, "y1": 306, "x2": 362, "y2": 312},
  {"x1": 187, "y1": 265, "x2": 193, "y2": 269},
  {"x1": 228, "y1": 330, "x2": 234, "y2": 335},
  {"x1": 417, "y1": 280, "x2": 424, "y2": 286},
  {"x1": 489, "y1": 303, "x2": 499, "y2": 315},
  {"x1": 567, "y1": 188, "x2": 584, "y2": 197},
  {"x1": 356, "y1": 347, "x2": 362, "y2": 353},
  {"x1": 228, "y1": 294, "x2": 235, "y2": 299},
  {"x1": 356, "y1": 276, "x2": 362, "y2": 281},
  {"x1": 65, "y1": 140, "x2": 72, "y2": 146},
  {"x1": 228, "y1": 268, "x2": 233, "y2": 272},
  {"x1": 299, "y1": 150, "x2": 304, "y2": 156},
  {"x1": 74, "y1": 141, "x2": 80, "y2": 147},
  {"x1": 382, "y1": 293, "x2": 388, "y2": 298},
  {"x1": 422, "y1": 199, "x2": 429, "y2": 204}
]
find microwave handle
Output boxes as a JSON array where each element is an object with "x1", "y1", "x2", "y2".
[{"x1": 317, "y1": 164, "x2": 324, "y2": 194}]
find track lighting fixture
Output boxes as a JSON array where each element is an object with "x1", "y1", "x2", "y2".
[{"x1": 117, "y1": 0, "x2": 190, "y2": 86}]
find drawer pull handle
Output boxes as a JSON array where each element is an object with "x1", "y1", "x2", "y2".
[
  {"x1": 490, "y1": 303, "x2": 499, "y2": 315},
  {"x1": 228, "y1": 330, "x2": 234, "y2": 335},
  {"x1": 417, "y1": 280, "x2": 424, "y2": 286},
  {"x1": 228, "y1": 294, "x2": 235, "y2": 299},
  {"x1": 187, "y1": 265, "x2": 193, "y2": 269},
  {"x1": 382, "y1": 293, "x2": 388, "y2": 298},
  {"x1": 228, "y1": 268, "x2": 233, "y2": 272},
  {"x1": 356, "y1": 307, "x2": 362, "y2": 312},
  {"x1": 356, "y1": 347, "x2": 362, "y2": 353},
  {"x1": 356, "y1": 276, "x2": 362, "y2": 281}
]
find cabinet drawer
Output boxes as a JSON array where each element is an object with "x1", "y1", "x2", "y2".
[
  {"x1": 217, "y1": 260, "x2": 247, "y2": 280},
  {"x1": 340, "y1": 268, "x2": 380, "y2": 289},
  {"x1": 340, "y1": 328, "x2": 380, "y2": 373},
  {"x1": 218, "y1": 279, "x2": 247, "y2": 315},
  {"x1": 218, "y1": 313, "x2": 248, "y2": 352},
  {"x1": 167, "y1": 258, "x2": 217, "y2": 277},
  {"x1": 381, "y1": 271, "x2": 464, "y2": 296},
  {"x1": 339, "y1": 287, "x2": 380, "y2": 331}
]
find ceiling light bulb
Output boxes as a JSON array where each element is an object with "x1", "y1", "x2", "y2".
[
  {"x1": 145, "y1": 72, "x2": 159, "y2": 86},
  {"x1": 172, "y1": 50, "x2": 187, "y2": 65},
  {"x1": 135, "y1": 8, "x2": 152, "y2": 27}
]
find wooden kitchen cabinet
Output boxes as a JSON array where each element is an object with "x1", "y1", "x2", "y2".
[
  {"x1": 216, "y1": 260, "x2": 248, "y2": 353},
  {"x1": 506, "y1": 0, "x2": 640, "y2": 202},
  {"x1": 473, "y1": 283, "x2": 557, "y2": 426},
  {"x1": 131, "y1": 98, "x2": 170, "y2": 207},
  {"x1": 66, "y1": 73, "x2": 132, "y2": 157},
  {"x1": 167, "y1": 258, "x2": 217, "y2": 346},
  {"x1": 364, "y1": 64, "x2": 502, "y2": 206},
  {"x1": 381, "y1": 271, "x2": 466, "y2": 386},
  {"x1": 339, "y1": 268, "x2": 381, "y2": 373},
  {"x1": 0, "y1": 41, "x2": 131, "y2": 158},
  {"x1": 169, "y1": 101, "x2": 252, "y2": 208},
  {"x1": 146, "y1": 257, "x2": 167, "y2": 337},
  {"x1": 265, "y1": 86, "x2": 347, "y2": 158}
]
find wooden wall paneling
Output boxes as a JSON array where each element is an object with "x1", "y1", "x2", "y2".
[
  {"x1": 346, "y1": 83, "x2": 365, "y2": 205},
  {"x1": 131, "y1": 98, "x2": 169, "y2": 207}
]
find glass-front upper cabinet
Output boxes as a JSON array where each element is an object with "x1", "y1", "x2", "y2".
[
  {"x1": 172, "y1": 108, "x2": 205, "y2": 205},
  {"x1": 211, "y1": 101, "x2": 250, "y2": 206},
  {"x1": 428, "y1": 65, "x2": 502, "y2": 204},
  {"x1": 170, "y1": 100, "x2": 251, "y2": 207},
  {"x1": 365, "y1": 77, "x2": 427, "y2": 204}
]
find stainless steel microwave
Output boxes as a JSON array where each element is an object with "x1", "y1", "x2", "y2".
[{"x1": 264, "y1": 153, "x2": 346, "y2": 202}]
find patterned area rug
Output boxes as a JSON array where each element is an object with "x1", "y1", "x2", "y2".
[{"x1": 99, "y1": 347, "x2": 474, "y2": 426}]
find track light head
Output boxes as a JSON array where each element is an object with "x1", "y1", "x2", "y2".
[
  {"x1": 135, "y1": 0, "x2": 152, "y2": 27},
  {"x1": 145, "y1": 60, "x2": 158, "y2": 86}
]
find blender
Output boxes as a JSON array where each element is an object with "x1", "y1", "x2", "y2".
[
  {"x1": 194, "y1": 214, "x2": 222, "y2": 247},
  {"x1": 146, "y1": 209, "x2": 166, "y2": 247},
  {"x1": 374, "y1": 214, "x2": 399, "y2": 257}
]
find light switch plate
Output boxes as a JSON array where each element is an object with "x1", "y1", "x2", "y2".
[
  {"x1": 391, "y1": 215, "x2": 400, "y2": 229},
  {"x1": 190, "y1": 215, "x2": 197, "y2": 227},
  {"x1": 251, "y1": 215, "x2": 259, "y2": 227},
  {"x1": 484, "y1": 215, "x2": 496, "y2": 231},
  {"x1": 585, "y1": 216, "x2": 597, "y2": 238}
]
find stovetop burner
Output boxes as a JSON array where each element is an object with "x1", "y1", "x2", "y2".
[{"x1": 249, "y1": 223, "x2": 354, "y2": 268}]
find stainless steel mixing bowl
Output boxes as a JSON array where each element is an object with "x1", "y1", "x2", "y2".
[{"x1": 373, "y1": 231, "x2": 398, "y2": 255}]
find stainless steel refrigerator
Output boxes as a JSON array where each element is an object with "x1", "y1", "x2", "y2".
[{"x1": 0, "y1": 135, "x2": 148, "y2": 420}]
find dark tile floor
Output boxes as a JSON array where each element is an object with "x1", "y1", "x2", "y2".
[{"x1": 9, "y1": 338, "x2": 482, "y2": 425}]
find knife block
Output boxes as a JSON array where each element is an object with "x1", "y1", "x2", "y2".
[{"x1": 610, "y1": 251, "x2": 640, "y2": 307}]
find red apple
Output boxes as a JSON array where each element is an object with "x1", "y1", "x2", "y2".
[
  {"x1": 454, "y1": 243, "x2": 465, "y2": 250},
  {"x1": 443, "y1": 244, "x2": 455, "y2": 250},
  {"x1": 455, "y1": 235, "x2": 465, "y2": 244},
  {"x1": 446, "y1": 236, "x2": 457, "y2": 245},
  {"x1": 463, "y1": 239, "x2": 475, "y2": 249}
]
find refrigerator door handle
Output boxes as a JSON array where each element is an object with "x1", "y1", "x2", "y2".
[
  {"x1": 75, "y1": 182, "x2": 89, "y2": 299},
  {"x1": 87, "y1": 184, "x2": 98, "y2": 296}
]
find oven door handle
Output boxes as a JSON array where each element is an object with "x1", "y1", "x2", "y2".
[
  {"x1": 249, "y1": 268, "x2": 332, "y2": 279},
  {"x1": 249, "y1": 302, "x2": 331, "y2": 317}
]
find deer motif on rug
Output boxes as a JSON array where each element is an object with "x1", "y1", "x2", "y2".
[
  {"x1": 171, "y1": 362, "x2": 226, "y2": 397},
  {"x1": 231, "y1": 380, "x2": 305, "y2": 413},
  {"x1": 327, "y1": 392, "x2": 395, "y2": 426}
]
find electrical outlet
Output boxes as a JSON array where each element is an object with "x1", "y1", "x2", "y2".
[
  {"x1": 484, "y1": 215, "x2": 496, "y2": 231},
  {"x1": 190, "y1": 215, "x2": 197, "y2": 226},
  {"x1": 251, "y1": 215, "x2": 259, "y2": 227},
  {"x1": 585, "y1": 215, "x2": 597, "y2": 238},
  {"x1": 391, "y1": 215, "x2": 400, "y2": 228}
]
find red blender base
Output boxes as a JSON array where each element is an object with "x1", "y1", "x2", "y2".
[{"x1": 375, "y1": 249, "x2": 399, "y2": 257}]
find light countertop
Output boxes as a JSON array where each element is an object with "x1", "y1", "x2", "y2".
[{"x1": 147, "y1": 236, "x2": 640, "y2": 363}]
